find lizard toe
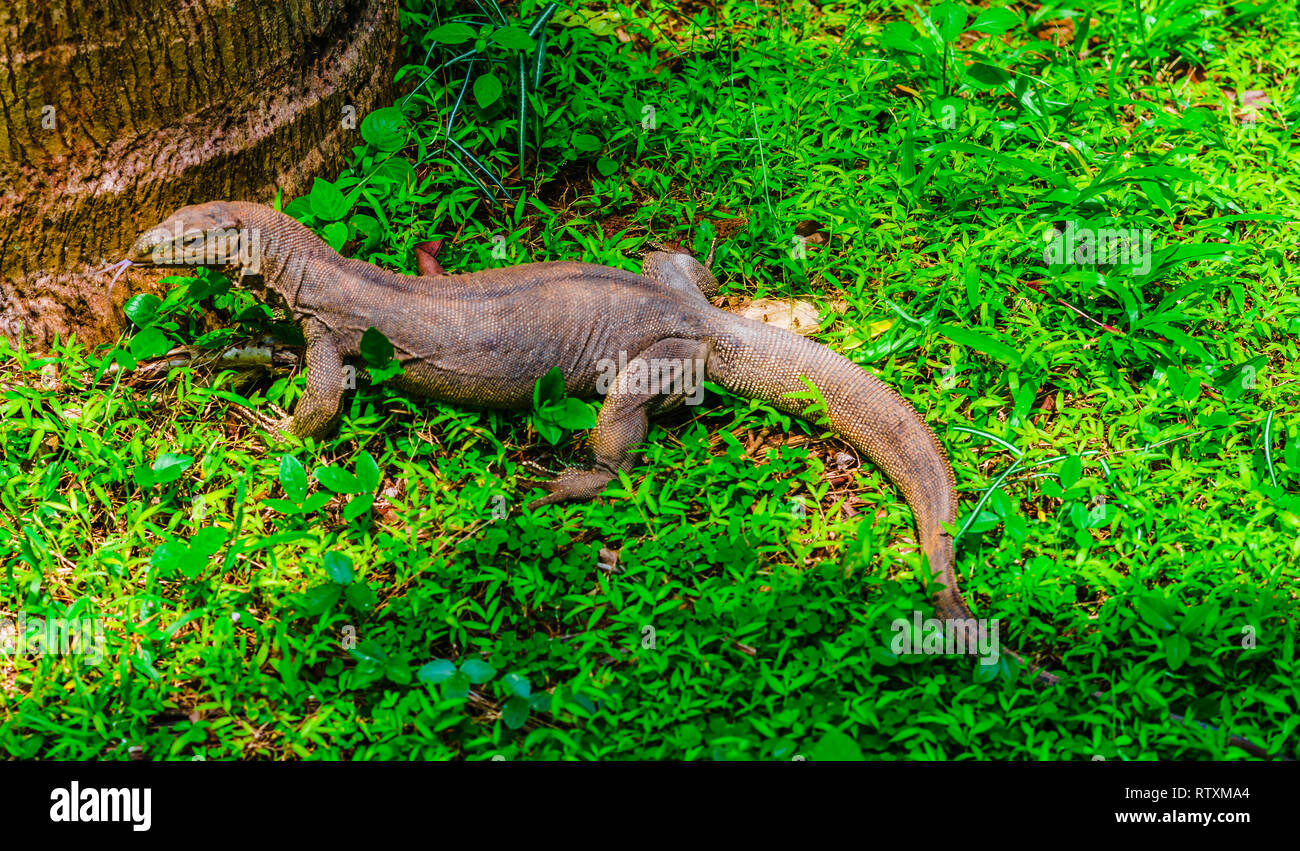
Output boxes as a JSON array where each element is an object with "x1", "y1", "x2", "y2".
[
  {"x1": 526, "y1": 492, "x2": 564, "y2": 510},
  {"x1": 523, "y1": 469, "x2": 616, "y2": 509},
  {"x1": 518, "y1": 479, "x2": 557, "y2": 510},
  {"x1": 227, "y1": 403, "x2": 297, "y2": 446}
]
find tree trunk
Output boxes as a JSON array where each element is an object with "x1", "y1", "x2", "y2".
[{"x1": 0, "y1": 0, "x2": 398, "y2": 349}]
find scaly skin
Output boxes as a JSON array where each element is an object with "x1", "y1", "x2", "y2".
[{"x1": 127, "y1": 201, "x2": 1279, "y2": 758}]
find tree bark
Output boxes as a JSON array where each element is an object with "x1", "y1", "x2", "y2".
[{"x1": 0, "y1": 0, "x2": 398, "y2": 349}]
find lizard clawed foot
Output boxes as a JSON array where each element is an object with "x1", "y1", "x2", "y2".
[
  {"x1": 227, "y1": 403, "x2": 296, "y2": 446},
  {"x1": 524, "y1": 469, "x2": 617, "y2": 510}
]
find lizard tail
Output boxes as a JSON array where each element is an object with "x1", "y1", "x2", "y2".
[
  {"x1": 706, "y1": 315, "x2": 965, "y2": 631},
  {"x1": 705, "y1": 315, "x2": 1280, "y2": 759}
]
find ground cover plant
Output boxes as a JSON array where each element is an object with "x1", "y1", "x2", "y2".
[{"x1": 1, "y1": 0, "x2": 1297, "y2": 760}]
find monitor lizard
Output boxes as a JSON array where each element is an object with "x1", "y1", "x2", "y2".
[{"x1": 120, "y1": 200, "x2": 1280, "y2": 758}]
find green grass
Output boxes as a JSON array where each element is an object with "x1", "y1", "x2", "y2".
[{"x1": 2, "y1": 0, "x2": 1298, "y2": 760}]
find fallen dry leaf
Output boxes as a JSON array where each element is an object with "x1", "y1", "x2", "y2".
[
  {"x1": 1235, "y1": 89, "x2": 1271, "y2": 125},
  {"x1": 729, "y1": 298, "x2": 821, "y2": 335}
]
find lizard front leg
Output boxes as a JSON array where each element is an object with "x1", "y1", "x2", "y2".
[
  {"x1": 286, "y1": 321, "x2": 347, "y2": 440},
  {"x1": 231, "y1": 320, "x2": 345, "y2": 441},
  {"x1": 528, "y1": 337, "x2": 711, "y2": 508}
]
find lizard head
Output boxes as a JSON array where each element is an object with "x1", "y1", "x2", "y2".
[
  {"x1": 128, "y1": 202, "x2": 264, "y2": 275},
  {"x1": 126, "y1": 201, "x2": 283, "y2": 305}
]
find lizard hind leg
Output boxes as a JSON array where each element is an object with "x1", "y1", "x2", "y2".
[
  {"x1": 527, "y1": 337, "x2": 711, "y2": 509},
  {"x1": 639, "y1": 243, "x2": 720, "y2": 300}
]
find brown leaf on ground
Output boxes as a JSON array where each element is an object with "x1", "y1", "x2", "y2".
[
  {"x1": 600, "y1": 213, "x2": 636, "y2": 239},
  {"x1": 1234, "y1": 89, "x2": 1271, "y2": 125},
  {"x1": 712, "y1": 216, "x2": 748, "y2": 241},
  {"x1": 729, "y1": 298, "x2": 821, "y2": 335},
  {"x1": 795, "y1": 220, "x2": 829, "y2": 244},
  {"x1": 1033, "y1": 18, "x2": 1075, "y2": 47}
]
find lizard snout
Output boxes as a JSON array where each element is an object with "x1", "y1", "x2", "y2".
[
  {"x1": 128, "y1": 228, "x2": 169, "y2": 264},
  {"x1": 128, "y1": 224, "x2": 194, "y2": 265},
  {"x1": 127, "y1": 236, "x2": 154, "y2": 263}
]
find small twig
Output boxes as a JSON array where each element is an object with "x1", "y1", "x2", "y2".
[
  {"x1": 1023, "y1": 279, "x2": 1122, "y2": 335},
  {"x1": 1052, "y1": 294, "x2": 1122, "y2": 334}
]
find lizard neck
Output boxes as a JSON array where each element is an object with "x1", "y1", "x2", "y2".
[
  {"x1": 225, "y1": 202, "x2": 335, "y2": 312},
  {"x1": 226, "y1": 202, "x2": 426, "y2": 315}
]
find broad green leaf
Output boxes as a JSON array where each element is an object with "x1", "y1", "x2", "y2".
[
  {"x1": 1060, "y1": 455, "x2": 1083, "y2": 489},
  {"x1": 809, "y1": 729, "x2": 864, "y2": 761},
  {"x1": 535, "y1": 419, "x2": 562, "y2": 445},
  {"x1": 300, "y1": 583, "x2": 342, "y2": 616},
  {"x1": 151, "y1": 453, "x2": 193, "y2": 485},
  {"x1": 418, "y1": 659, "x2": 457, "y2": 684},
  {"x1": 261, "y1": 498, "x2": 302, "y2": 515},
  {"x1": 124, "y1": 293, "x2": 162, "y2": 327},
  {"x1": 572, "y1": 133, "x2": 601, "y2": 152},
  {"x1": 474, "y1": 72, "x2": 503, "y2": 108},
  {"x1": 490, "y1": 26, "x2": 535, "y2": 50},
  {"x1": 502, "y1": 673, "x2": 531, "y2": 697},
  {"x1": 279, "y1": 455, "x2": 308, "y2": 502},
  {"x1": 429, "y1": 22, "x2": 475, "y2": 44},
  {"x1": 558, "y1": 397, "x2": 597, "y2": 430},
  {"x1": 1165, "y1": 633, "x2": 1191, "y2": 670},
  {"x1": 965, "y1": 62, "x2": 1012, "y2": 88},
  {"x1": 321, "y1": 221, "x2": 348, "y2": 251},
  {"x1": 303, "y1": 492, "x2": 333, "y2": 513},
  {"x1": 1136, "y1": 595, "x2": 1176, "y2": 632},
  {"x1": 324, "y1": 551, "x2": 354, "y2": 585},
  {"x1": 150, "y1": 541, "x2": 185, "y2": 577},
  {"x1": 342, "y1": 494, "x2": 374, "y2": 522},
  {"x1": 177, "y1": 546, "x2": 212, "y2": 580},
  {"x1": 130, "y1": 326, "x2": 172, "y2": 360},
  {"x1": 309, "y1": 178, "x2": 349, "y2": 221},
  {"x1": 350, "y1": 213, "x2": 381, "y2": 249},
  {"x1": 969, "y1": 7, "x2": 1020, "y2": 34},
  {"x1": 442, "y1": 671, "x2": 471, "y2": 700},
  {"x1": 316, "y1": 466, "x2": 363, "y2": 494},
  {"x1": 355, "y1": 452, "x2": 381, "y2": 491},
  {"x1": 881, "y1": 21, "x2": 922, "y2": 53},
  {"x1": 350, "y1": 640, "x2": 387, "y2": 667},
  {"x1": 190, "y1": 527, "x2": 227, "y2": 556},
  {"x1": 345, "y1": 581, "x2": 377, "y2": 611},
  {"x1": 460, "y1": 659, "x2": 497, "y2": 684},
  {"x1": 935, "y1": 324, "x2": 1023, "y2": 366},
  {"x1": 360, "y1": 106, "x2": 409, "y2": 152},
  {"x1": 370, "y1": 157, "x2": 416, "y2": 189},
  {"x1": 931, "y1": 3, "x2": 967, "y2": 43},
  {"x1": 360, "y1": 326, "x2": 396, "y2": 368},
  {"x1": 537, "y1": 367, "x2": 565, "y2": 406},
  {"x1": 502, "y1": 695, "x2": 530, "y2": 729}
]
